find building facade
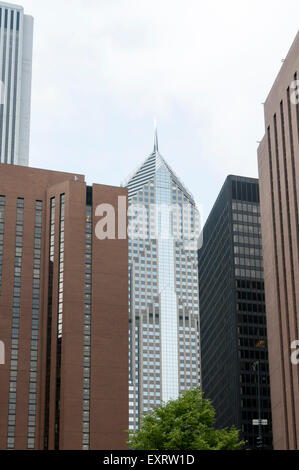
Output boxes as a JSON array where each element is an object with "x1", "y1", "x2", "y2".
[
  {"x1": 258, "y1": 31, "x2": 299, "y2": 450},
  {"x1": 124, "y1": 131, "x2": 200, "y2": 431},
  {"x1": 198, "y1": 175, "x2": 272, "y2": 449},
  {"x1": 0, "y1": 163, "x2": 128, "y2": 450},
  {"x1": 0, "y1": 2, "x2": 33, "y2": 166}
]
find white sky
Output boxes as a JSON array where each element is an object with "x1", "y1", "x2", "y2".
[{"x1": 20, "y1": 0, "x2": 299, "y2": 218}]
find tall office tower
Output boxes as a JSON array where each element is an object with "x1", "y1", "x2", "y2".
[
  {"x1": 258, "y1": 31, "x2": 299, "y2": 450},
  {"x1": 0, "y1": 2, "x2": 33, "y2": 165},
  {"x1": 198, "y1": 176, "x2": 273, "y2": 450},
  {"x1": 0, "y1": 163, "x2": 128, "y2": 450},
  {"x1": 123, "y1": 130, "x2": 200, "y2": 431}
]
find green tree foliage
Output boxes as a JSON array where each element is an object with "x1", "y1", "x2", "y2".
[{"x1": 128, "y1": 389, "x2": 244, "y2": 450}]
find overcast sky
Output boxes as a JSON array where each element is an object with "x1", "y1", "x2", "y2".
[{"x1": 21, "y1": 0, "x2": 299, "y2": 219}]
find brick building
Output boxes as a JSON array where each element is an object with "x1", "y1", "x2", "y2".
[
  {"x1": 0, "y1": 163, "x2": 128, "y2": 450},
  {"x1": 258, "y1": 31, "x2": 299, "y2": 449}
]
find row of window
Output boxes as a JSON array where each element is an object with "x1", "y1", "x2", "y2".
[
  {"x1": 27, "y1": 201, "x2": 43, "y2": 450},
  {"x1": 7, "y1": 198, "x2": 24, "y2": 450},
  {"x1": 54, "y1": 195, "x2": 65, "y2": 449},
  {"x1": 235, "y1": 268, "x2": 264, "y2": 280},
  {"x1": 233, "y1": 235, "x2": 262, "y2": 246},
  {"x1": 234, "y1": 246, "x2": 263, "y2": 257},
  {"x1": 83, "y1": 204, "x2": 92, "y2": 450},
  {"x1": 233, "y1": 224, "x2": 261, "y2": 236},
  {"x1": 57, "y1": 195, "x2": 65, "y2": 340},
  {"x1": 234, "y1": 202, "x2": 253, "y2": 213},
  {"x1": 44, "y1": 198, "x2": 56, "y2": 449},
  {"x1": 0, "y1": 196, "x2": 5, "y2": 294},
  {"x1": 232, "y1": 213, "x2": 261, "y2": 224},
  {"x1": 235, "y1": 257, "x2": 263, "y2": 269}
]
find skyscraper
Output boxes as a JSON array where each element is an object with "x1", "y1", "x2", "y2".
[
  {"x1": 0, "y1": 2, "x2": 33, "y2": 166},
  {"x1": 198, "y1": 175, "x2": 272, "y2": 449},
  {"x1": 0, "y1": 163, "x2": 128, "y2": 450},
  {"x1": 258, "y1": 31, "x2": 299, "y2": 450},
  {"x1": 124, "y1": 128, "x2": 200, "y2": 431}
]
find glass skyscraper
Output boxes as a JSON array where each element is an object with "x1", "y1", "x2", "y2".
[
  {"x1": 124, "y1": 129, "x2": 200, "y2": 431},
  {"x1": 0, "y1": 2, "x2": 33, "y2": 166},
  {"x1": 198, "y1": 176, "x2": 272, "y2": 449}
]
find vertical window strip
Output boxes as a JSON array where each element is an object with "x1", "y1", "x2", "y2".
[
  {"x1": 286, "y1": 89, "x2": 299, "y2": 333},
  {"x1": 55, "y1": 194, "x2": 65, "y2": 450},
  {"x1": 27, "y1": 201, "x2": 42, "y2": 450},
  {"x1": 4, "y1": 8, "x2": 13, "y2": 163},
  {"x1": 267, "y1": 126, "x2": 290, "y2": 448},
  {"x1": 44, "y1": 197, "x2": 55, "y2": 450},
  {"x1": 0, "y1": 195, "x2": 6, "y2": 295},
  {"x1": 83, "y1": 203, "x2": 92, "y2": 450},
  {"x1": 11, "y1": 12, "x2": 19, "y2": 163},
  {"x1": 7, "y1": 197, "x2": 24, "y2": 450},
  {"x1": 287, "y1": 85, "x2": 299, "y2": 274}
]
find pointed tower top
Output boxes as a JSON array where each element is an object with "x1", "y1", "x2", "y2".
[{"x1": 153, "y1": 118, "x2": 159, "y2": 153}]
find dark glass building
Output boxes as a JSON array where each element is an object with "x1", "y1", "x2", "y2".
[{"x1": 198, "y1": 175, "x2": 273, "y2": 449}]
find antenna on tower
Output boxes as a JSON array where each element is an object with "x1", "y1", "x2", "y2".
[{"x1": 153, "y1": 118, "x2": 159, "y2": 153}]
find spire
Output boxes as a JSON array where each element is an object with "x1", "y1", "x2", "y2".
[{"x1": 153, "y1": 118, "x2": 159, "y2": 153}]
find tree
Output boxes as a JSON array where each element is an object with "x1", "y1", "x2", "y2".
[{"x1": 128, "y1": 389, "x2": 244, "y2": 450}]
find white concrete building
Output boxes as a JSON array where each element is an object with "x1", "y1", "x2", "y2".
[{"x1": 0, "y1": 2, "x2": 33, "y2": 166}]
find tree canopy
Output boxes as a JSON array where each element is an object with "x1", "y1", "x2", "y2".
[{"x1": 128, "y1": 389, "x2": 244, "y2": 450}]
